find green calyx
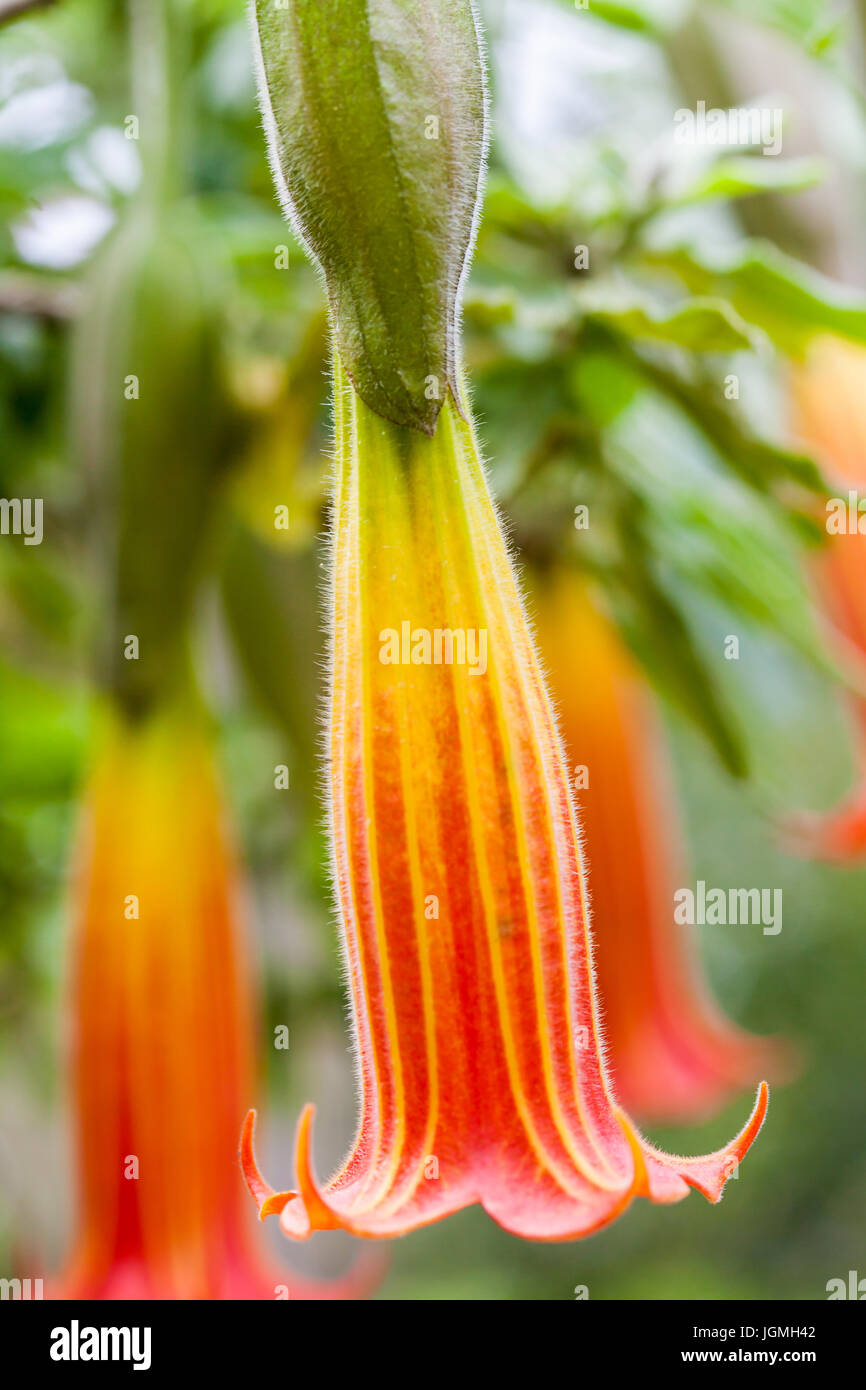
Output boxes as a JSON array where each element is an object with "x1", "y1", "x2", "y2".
[
  {"x1": 252, "y1": 0, "x2": 486, "y2": 435},
  {"x1": 72, "y1": 203, "x2": 235, "y2": 719}
]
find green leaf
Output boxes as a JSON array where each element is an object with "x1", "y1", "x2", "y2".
[
  {"x1": 0, "y1": 662, "x2": 86, "y2": 800},
  {"x1": 253, "y1": 0, "x2": 486, "y2": 434},
  {"x1": 608, "y1": 554, "x2": 748, "y2": 778},
  {"x1": 462, "y1": 289, "x2": 518, "y2": 330},
  {"x1": 574, "y1": 0, "x2": 689, "y2": 35},
  {"x1": 710, "y1": 0, "x2": 842, "y2": 56},
  {"x1": 670, "y1": 155, "x2": 825, "y2": 206},
  {"x1": 608, "y1": 338, "x2": 827, "y2": 514},
  {"x1": 583, "y1": 294, "x2": 755, "y2": 351},
  {"x1": 642, "y1": 241, "x2": 866, "y2": 352},
  {"x1": 571, "y1": 361, "x2": 835, "y2": 680},
  {"x1": 567, "y1": 346, "x2": 643, "y2": 429}
]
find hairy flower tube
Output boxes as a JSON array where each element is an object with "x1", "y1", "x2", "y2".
[
  {"x1": 244, "y1": 0, "x2": 766, "y2": 1243},
  {"x1": 787, "y1": 336, "x2": 866, "y2": 859},
  {"x1": 534, "y1": 568, "x2": 786, "y2": 1121},
  {"x1": 241, "y1": 364, "x2": 768, "y2": 1241},
  {"x1": 57, "y1": 705, "x2": 372, "y2": 1298}
]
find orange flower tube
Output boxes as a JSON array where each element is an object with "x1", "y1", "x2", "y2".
[
  {"x1": 58, "y1": 704, "x2": 368, "y2": 1298},
  {"x1": 241, "y1": 365, "x2": 768, "y2": 1242},
  {"x1": 534, "y1": 569, "x2": 785, "y2": 1121},
  {"x1": 789, "y1": 336, "x2": 866, "y2": 859}
]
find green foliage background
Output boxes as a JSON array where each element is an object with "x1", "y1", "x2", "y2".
[{"x1": 0, "y1": 0, "x2": 864, "y2": 1298}]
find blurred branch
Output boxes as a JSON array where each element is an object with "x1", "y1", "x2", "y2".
[
  {"x1": 0, "y1": 0, "x2": 58, "y2": 22},
  {"x1": 130, "y1": 0, "x2": 181, "y2": 202}
]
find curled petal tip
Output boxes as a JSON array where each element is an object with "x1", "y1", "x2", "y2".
[
  {"x1": 239, "y1": 1110, "x2": 267, "y2": 1209},
  {"x1": 240, "y1": 1109, "x2": 297, "y2": 1220},
  {"x1": 701, "y1": 1080, "x2": 770, "y2": 1204},
  {"x1": 292, "y1": 1104, "x2": 343, "y2": 1235},
  {"x1": 260, "y1": 1191, "x2": 296, "y2": 1220},
  {"x1": 705, "y1": 1080, "x2": 770, "y2": 1206},
  {"x1": 239, "y1": 1115, "x2": 386, "y2": 1298},
  {"x1": 697, "y1": 1080, "x2": 770, "y2": 1204},
  {"x1": 735, "y1": 1080, "x2": 770, "y2": 1161},
  {"x1": 634, "y1": 1081, "x2": 769, "y2": 1210}
]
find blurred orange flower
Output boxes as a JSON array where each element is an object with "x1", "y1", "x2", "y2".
[
  {"x1": 534, "y1": 568, "x2": 788, "y2": 1121},
  {"x1": 57, "y1": 705, "x2": 370, "y2": 1298},
  {"x1": 789, "y1": 337, "x2": 866, "y2": 859}
]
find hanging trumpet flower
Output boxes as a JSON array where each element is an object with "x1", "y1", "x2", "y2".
[
  {"x1": 788, "y1": 336, "x2": 866, "y2": 859},
  {"x1": 242, "y1": 0, "x2": 767, "y2": 1242},
  {"x1": 57, "y1": 705, "x2": 371, "y2": 1299},
  {"x1": 533, "y1": 568, "x2": 786, "y2": 1121}
]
